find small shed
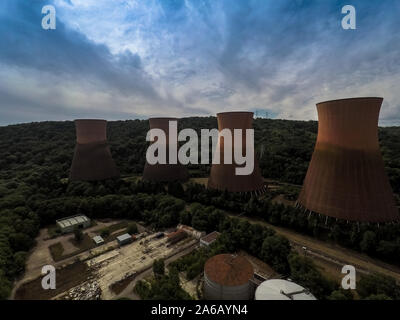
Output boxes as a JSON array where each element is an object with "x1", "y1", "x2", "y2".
[
  {"x1": 93, "y1": 235, "x2": 104, "y2": 246},
  {"x1": 200, "y1": 231, "x2": 221, "y2": 247},
  {"x1": 117, "y1": 233, "x2": 133, "y2": 246}
]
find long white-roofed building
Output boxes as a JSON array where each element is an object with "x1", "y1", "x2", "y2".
[{"x1": 56, "y1": 215, "x2": 91, "y2": 234}]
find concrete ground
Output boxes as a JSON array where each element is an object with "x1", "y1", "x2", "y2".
[
  {"x1": 115, "y1": 241, "x2": 199, "y2": 300},
  {"x1": 88, "y1": 236, "x2": 198, "y2": 299},
  {"x1": 12, "y1": 222, "x2": 199, "y2": 300},
  {"x1": 11, "y1": 220, "x2": 124, "y2": 299}
]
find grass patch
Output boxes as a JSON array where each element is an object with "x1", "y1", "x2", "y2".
[
  {"x1": 69, "y1": 233, "x2": 93, "y2": 251},
  {"x1": 50, "y1": 234, "x2": 95, "y2": 262},
  {"x1": 48, "y1": 242, "x2": 64, "y2": 261}
]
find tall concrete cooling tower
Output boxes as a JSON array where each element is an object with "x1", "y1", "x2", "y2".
[
  {"x1": 208, "y1": 112, "x2": 265, "y2": 194},
  {"x1": 298, "y1": 97, "x2": 399, "y2": 223},
  {"x1": 142, "y1": 118, "x2": 189, "y2": 182},
  {"x1": 69, "y1": 119, "x2": 119, "y2": 181}
]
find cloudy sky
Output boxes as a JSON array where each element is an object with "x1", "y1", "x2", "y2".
[{"x1": 1, "y1": 0, "x2": 399, "y2": 126}]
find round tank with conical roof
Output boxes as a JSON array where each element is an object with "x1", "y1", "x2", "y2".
[
  {"x1": 298, "y1": 97, "x2": 399, "y2": 222},
  {"x1": 255, "y1": 279, "x2": 317, "y2": 300},
  {"x1": 203, "y1": 254, "x2": 253, "y2": 300},
  {"x1": 208, "y1": 112, "x2": 265, "y2": 194}
]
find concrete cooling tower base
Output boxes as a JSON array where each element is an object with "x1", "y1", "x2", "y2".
[
  {"x1": 207, "y1": 164, "x2": 266, "y2": 194},
  {"x1": 69, "y1": 142, "x2": 119, "y2": 181}
]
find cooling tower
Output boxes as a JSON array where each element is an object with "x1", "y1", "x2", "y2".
[
  {"x1": 142, "y1": 118, "x2": 189, "y2": 182},
  {"x1": 69, "y1": 119, "x2": 119, "y2": 181},
  {"x1": 208, "y1": 112, "x2": 265, "y2": 193},
  {"x1": 298, "y1": 97, "x2": 399, "y2": 222}
]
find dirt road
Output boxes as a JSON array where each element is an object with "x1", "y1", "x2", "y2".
[{"x1": 230, "y1": 214, "x2": 400, "y2": 282}]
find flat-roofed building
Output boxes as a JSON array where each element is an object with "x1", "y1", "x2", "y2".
[
  {"x1": 200, "y1": 231, "x2": 220, "y2": 247},
  {"x1": 177, "y1": 224, "x2": 206, "y2": 239},
  {"x1": 167, "y1": 229, "x2": 187, "y2": 245},
  {"x1": 93, "y1": 235, "x2": 105, "y2": 246},
  {"x1": 56, "y1": 215, "x2": 91, "y2": 234},
  {"x1": 117, "y1": 233, "x2": 133, "y2": 246}
]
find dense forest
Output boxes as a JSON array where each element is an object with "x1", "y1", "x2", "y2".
[
  {"x1": 0, "y1": 117, "x2": 399, "y2": 299},
  {"x1": 1, "y1": 118, "x2": 399, "y2": 191}
]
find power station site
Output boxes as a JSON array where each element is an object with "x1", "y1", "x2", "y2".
[{"x1": 10, "y1": 100, "x2": 400, "y2": 301}]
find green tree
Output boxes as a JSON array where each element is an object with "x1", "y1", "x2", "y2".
[
  {"x1": 153, "y1": 259, "x2": 165, "y2": 276},
  {"x1": 364, "y1": 294, "x2": 392, "y2": 300},
  {"x1": 360, "y1": 231, "x2": 376, "y2": 253},
  {"x1": 127, "y1": 222, "x2": 138, "y2": 235},
  {"x1": 74, "y1": 229, "x2": 83, "y2": 243},
  {"x1": 327, "y1": 289, "x2": 353, "y2": 300},
  {"x1": 288, "y1": 253, "x2": 335, "y2": 299},
  {"x1": 357, "y1": 273, "x2": 400, "y2": 300},
  {"x1": 261, "y1": 235, "x2": 291, "y2": 274},
  {"x1": 100, "y1": 229, "x2": 110, "y2": 238}
]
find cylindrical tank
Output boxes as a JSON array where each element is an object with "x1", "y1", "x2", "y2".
[
  {"x1": 143, "y1": 118, "x2": 189, "y2": 182},
  {"x1": 208, "y1": 112, "x2": 265, "y2": 193},
  {"x1": 204, "y1": 254, "x2": 253, "y2": 300},
  {"x1": 255, "y1": 279, "x2": 317, "y2": 300},
  {"x1": 298, "y1": 97, "x2": 399, "y2": 222},
  {"x1": 69, "y1": 119, "x2": 119, "y2": 181}
]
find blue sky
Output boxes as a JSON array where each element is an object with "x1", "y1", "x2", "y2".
[{"x1": 0, "y1": 0, "x2": 399, "y2": 125}]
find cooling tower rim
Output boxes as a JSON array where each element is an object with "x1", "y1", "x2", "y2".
[
  {"x1": 148, "y1": 117, "x2": 178, "y2": 121},
  {"x1": 216, "y1": 111, "x2": 254, "y2": 116},
  {"x1": 316, "y1": 97, "x2": 383, "y2": 106},
  {"x1": 74, "y1": 119, "x2": 107, "y2": 123}
]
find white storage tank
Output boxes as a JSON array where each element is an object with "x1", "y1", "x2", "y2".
[
  {"x1": 204, "y1": 254, "x2": 253, "y2": 300},
  {"x1": 255, "y1": 279, "x2": 317, "y2": 300}
]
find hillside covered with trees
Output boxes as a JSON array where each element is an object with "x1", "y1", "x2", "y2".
[{"x1": 0, "y1": 118, "x2": 399, "y2": 299}]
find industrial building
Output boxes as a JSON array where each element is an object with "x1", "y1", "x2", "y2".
[
  {"x1": 69, "y1": 119, "x2": 119, "y2": 181},
  {"x1": 208, "y1": 112, "x2": 266, "y2": 194},
  {"x1": 56, "y1": 215, "x2": 91, "y2": 234},
  {"x1": 92, "y1": 235, "x2": 105, "y2": 246},
  {"x1": 167, "y1": 229, "x2": 187, "y2": 245},
  {"x1": 117, "y1": 233, "x2": 133, "y2": 246},
  {"x1": 204, "y1": 254, "x2": 254, "y2": 300},
  {"x1": 177, "y1": 224, "x2": 205, "y2": 239},
  {"x1": 143, "y1": 118, "x2": 189, "y2": 182},
  {"x1": 298, "y1": 98, "x2": 399, "y2": 222},
  {"x1": 200, "y1": 231, "x2": 220, "y2": 247},
  {"x1": 255, "y1": 279, "x2": 317, "y2": 300}
]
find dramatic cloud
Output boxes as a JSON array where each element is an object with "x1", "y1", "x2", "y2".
[{"x1": 0, "y1": 0, "x2": 399, "y2": 125}]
